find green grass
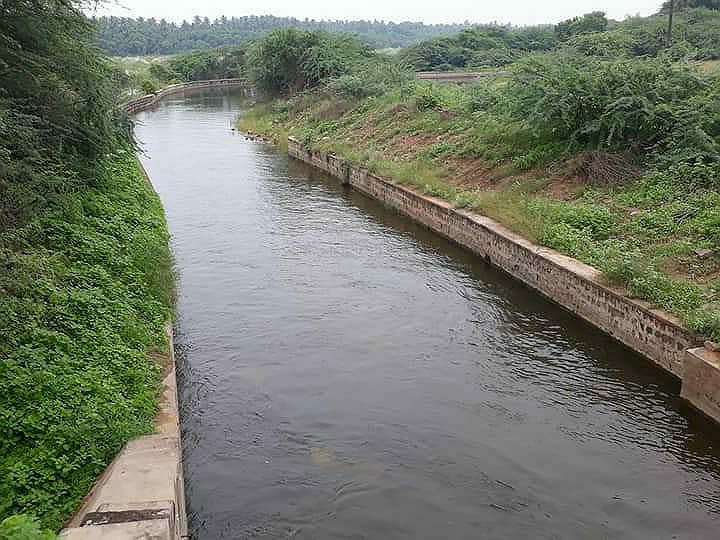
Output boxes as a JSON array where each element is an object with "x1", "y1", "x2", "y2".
[
  {"x1": 0, "y1": 151, "x2": 174, "y2": 530},
  {"x1": 239, "y1": 80, "x2": 720, "y2": 341}
]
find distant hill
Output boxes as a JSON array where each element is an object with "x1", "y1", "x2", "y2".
[{"x1": 93, "y1": 15, "x2": 471, "y2": 55}]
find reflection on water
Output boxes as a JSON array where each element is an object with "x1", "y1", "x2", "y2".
[{"x1": 136, "y1": 91, "x2": 720, "y2": 540}]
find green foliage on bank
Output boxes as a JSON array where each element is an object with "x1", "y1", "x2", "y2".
[
  {"x1": 0, "y1": 515, "x2": 57, "y2": 539},
  {"x1": 241, "y1": 34, "x2": 720, "y2": 340},
  {"x1": 113, "y1": 45, "x2": 248, "y2": 97},
  {"x1": 398, "y1": 7, "x2": 720, "y2": 71},
  {"x1": 246, "y1": 29, "x2": 376, "y2": 95},
  {"x1": 0, "y1": 152, "x2": 174, "y2": 530},
  {"x1": 2, "y1": 0, "x2": 174, "y2": 532},
  {"x1": 1, "y1": 0, "x2": 130, "y2": 229}
]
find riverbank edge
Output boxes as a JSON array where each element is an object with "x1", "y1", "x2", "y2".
[
  {"x1": 59, "y1": 156, "x2": 186, "y2": 540},
  {"x1": 60, "y1": 321, "x2": 186, "y2": 539},
  {"x1": 286, "y1": 135, "x2": 720, "y2": 423},
  {"x1": 56, "y1": 84, "x2": 241, "y2": 538}
]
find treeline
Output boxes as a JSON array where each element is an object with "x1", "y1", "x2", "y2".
[
  {"x1": 400, "y1": 7, "x2": 720, "y2": 71},
  {"x1": 94, "y1": 15, "x2": 470, "y2": 55},
  {"x1": 1, "y1": 0, "x2": 173, "y2": 534}
]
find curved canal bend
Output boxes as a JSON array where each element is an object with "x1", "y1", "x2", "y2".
[{"x1": 136, "y1": 90, "x2": 720, "y2": 539}]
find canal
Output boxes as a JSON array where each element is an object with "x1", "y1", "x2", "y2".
[{"x1": 135, "y1": 90, "x2": 720, "y2": 539}]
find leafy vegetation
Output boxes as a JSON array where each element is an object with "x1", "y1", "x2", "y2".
[
  {"x1": 1, "y1": 0, "x2": 174, "y2": 532},
  {"x1": 240, "y1": 23, "x2": 720, "y2": 341},
  {"x1": 0, "y1": 150, "x2": 174, "y2": 531},
  {"x1": 0, "y1": 515, "x2": 57, "y2": 540},
  {"x1": 398, "y1": 25, "x2": 556, "y2": 71},
  {"x1": 94, "y1": 15, "x2": 470, "y2": 55},
  {"x1": 247, "y1": 29, "x2": 375, "y2": 95},
  {"x1": 111, "y1": 44, "x2": 248, "y2": 97},
  {"x1": 399, "y1": 7, "x2": 720, "y2": 72}
]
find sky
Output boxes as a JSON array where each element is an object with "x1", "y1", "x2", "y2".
[{"x1": 90, "y1": 0, "x2": 665, "y2": 26}]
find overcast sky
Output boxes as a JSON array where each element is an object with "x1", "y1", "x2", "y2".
[{"x1": 91, "y1": 1, "x2": 665, "y2": 26}]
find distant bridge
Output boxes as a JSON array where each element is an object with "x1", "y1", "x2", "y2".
[{"x1": 123, "y1": 79, "x2": 251, "y2": 114}]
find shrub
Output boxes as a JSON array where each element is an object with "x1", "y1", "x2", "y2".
[
  {"x1": 0, "y1": 515, "x2": 56, "y2": 540},
  {"x1": 508, "y1": 54, "x2": 711, "y2": 154},
  {"x1": 247, "y1": 29, "x2": 373, "y2": 95},
  {"x1": 555, "y1": 11, "x2": 609, "y2": 42},
  {"x1": 327, "y1": 63, "x2": 411, "y2": 99},
  {"x1": 528, "y1": 199, "x2": 620, "y2": 239},
  {"x1": 469, "y1": 47, "x2": 519, "y2": 67},
  {"x1": 413, "y1": 85, "x2": 440, "y2": 111},
  {"x1": 540, "y1": 222, "x2": 595, "y2": 258},
  {"x1": 140, "y1": 78, "x2": 158, "y2": 95}
]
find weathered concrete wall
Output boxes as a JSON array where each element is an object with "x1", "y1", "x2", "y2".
[
  {"x1": 682, "y1": 347, "x2": 720, "y2": 421},
  {"x1": 287, "y1": 137, "x2": 720, "y2": 422},
  {"x1": 287, "y1": 137, "x2": 711, "y2": 378},
  {"x1": 123, "y1": 78, "x2": 250, "y2": 114}
]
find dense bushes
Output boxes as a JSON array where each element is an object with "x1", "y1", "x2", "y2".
[
  {"x1": 247, "y1": 29, "x2": 376, "y2": 95},
  {"x1": 326, "y1": 62, "x2": 411, "y2": 99},
  {"x1": 0, "y1": 515, "x2": 56, "y2": 540},
  {"x1": 167, "y1": 45, "x2": 247, "y2": 81},
  {"x1": 399, "y1": 25, "x2": 556, "y2": 71},
  {"x1": 508, "y1": 55, "x2": 716, "y2": 155},
  {"x1": 555, "y1": 11, "x2": 609, "y2": 41},
  {"x1": 1, "y1": 0, "x2": 130, "y2": 229},
  {"x1": 0, "y1": 152, "x2": 174, "y2": 530},
  {"x1": 399, "y1": 8, "x2": 720, "y2": 72},
  {"x1": 564, "y1": 8, "x2": 720, "y2": 61},
  {"x1": 1, "y1": 0, "x2": 174, "y2": 531}
]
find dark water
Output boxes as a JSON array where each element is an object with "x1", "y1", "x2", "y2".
[{"x1": 135, "y1": 91, "x2": 720, "y2": 540}]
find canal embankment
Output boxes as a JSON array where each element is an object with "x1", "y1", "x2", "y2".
[
  {"x1": 57, "y1": 78, "x2": 249, "y2": 540},
  {"x1": 285, "y1": 136, "x2": 720, "y2": 423},
  {"x1": 0, "y1": 151, "x2": 174, "y2": 533},
  {"x1": 54, "y1": 84, "x2": 253, "y2": 539},
  {"x1": 139, "y1": 88, "x2": 720, "y2": 539}
]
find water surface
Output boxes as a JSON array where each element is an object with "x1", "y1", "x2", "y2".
[{"x1": 136, "y1": 90, "x2": 720, "y2": 539}]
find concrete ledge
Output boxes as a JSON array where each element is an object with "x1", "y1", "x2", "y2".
[
  {"x1": 287, "y1": 137, "x2": 706, "y2": 383},
  {"x1": 62, "y1": 324, "x2": 186, "y2": 539},
  {"x1": 681, "y1": 347, "x2": 720, "y2": 422},
  {"x1": 61, "y1": 520, "x2": 171, "y2": 540}
]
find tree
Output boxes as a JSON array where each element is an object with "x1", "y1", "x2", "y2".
[
  {"x1": 247, "y1": 29, "x2": 372, "y2": 95},
  {"x1": 661, "y1": 0, "x2": 720, "y2": 10},
  {"x1": 555, "y1": 11, "x2": 609, "y2": 41},
  {"x1": 1, "y1": 0, "x2": 128, "y2": 227}
]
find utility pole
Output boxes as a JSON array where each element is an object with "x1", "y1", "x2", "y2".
[{"x1": 667, "y1": 0, "x2": 676, "y2": 46}]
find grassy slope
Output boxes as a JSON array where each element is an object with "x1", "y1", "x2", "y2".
[
  {"x1": 0, "y1": 151, "x2": 174, "y2": 529},
  {"x1": 240, "y1": 84, "x2": 720, "y2": 341}
]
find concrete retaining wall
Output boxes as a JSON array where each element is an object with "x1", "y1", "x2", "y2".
[{"x1": 286, "y1": 136, "x2": 720, "y2": 422}]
